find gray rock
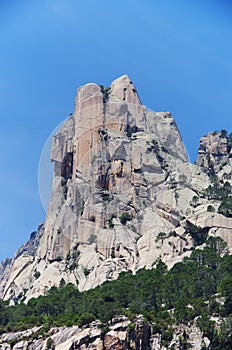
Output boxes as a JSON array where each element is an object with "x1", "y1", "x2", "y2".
[{"x1": 0, "y1": 75, "x2": 231, "y2": 303}]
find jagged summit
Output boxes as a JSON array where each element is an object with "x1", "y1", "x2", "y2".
[
  {"x1": 0, "y1": 76, "x2": 231, "y2": 303},
  {"x1": 110, "y1": 74, "x2": 142, "y2": 105},
  {"x1": 75, "y1": 75, "x2": 141, "y2": 105}
]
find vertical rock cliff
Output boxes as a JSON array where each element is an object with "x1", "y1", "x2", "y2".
[{"x1": 0, "y1": 75, "x2": 231, "y2": 302}]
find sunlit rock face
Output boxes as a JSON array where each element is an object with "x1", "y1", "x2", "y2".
[
  {"x1": 0, "y1": 315, "x2": 210, "y2": 350},
  {"x1": 196, "y1": 131, "x2": 232, "y2": 178},
  {"x1": 0, "y1": 75, "x2": 231, "y2": 302}
]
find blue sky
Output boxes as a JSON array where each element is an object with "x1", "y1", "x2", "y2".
[{"x1": 0, "y1": 0, "x2": 231, "y2": 260}]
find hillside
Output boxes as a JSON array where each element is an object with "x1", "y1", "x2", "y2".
[{"x1": 0, "y1": 238, "x2": 231, "y2": 349}]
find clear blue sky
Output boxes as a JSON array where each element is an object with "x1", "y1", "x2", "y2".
[{"x1": 0, "y1": 0, "x2": 231, "y2": 260}]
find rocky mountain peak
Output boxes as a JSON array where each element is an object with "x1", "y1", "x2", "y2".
[
  {"x1": 0, "y1": 76, "x2": 231, "y2": 303},
  {"x1": 110, "y1": 74, "x2": 142, "y2": 105}
]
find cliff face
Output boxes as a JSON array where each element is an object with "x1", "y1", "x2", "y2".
[{"x1": 0, "y1": 75, "x2": 231, "y2": 302}]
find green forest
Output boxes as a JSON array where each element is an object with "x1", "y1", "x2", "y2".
[{"x1": 0, "y1": 237, "x2": 231, "y2": 349}]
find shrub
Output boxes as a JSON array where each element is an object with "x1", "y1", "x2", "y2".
[
  {"x1": 203, "y1": 181, "x2": 231, "y2": 200},
  {"x1": 155, "y1": 232, "x2": 167, "y2": 243},
  {"x1": 207, "y1": 205, "x2": 215, "y2": 212},
  {"x1": 111, "y1": 247, "x2": 115, "y2": 258},
  {"x1": 78, "y1": 312, "x2": 95, "y2": 327},
  {"x1": 59, "y1": 278, "x2": 66, "y2": 288},
  {"x1": 55, "y1": 256, "x2": 62, "y2": 262},
  {"x1": 119, "y1": 212, "x2": 132, "y2": 225},
  {"x1": 83, "y1": 267, "x2": 90, "y2": 276},
  {"x1": 101, "y1": 324, "x2": 110, "y2": 338},
  {"x1": 126, "y1": 125, "x2": 140, "y2": 138},
  {"x1": 108, "y1": 214, "x2": 116, "y2": 228},
  {"x1": 128, "y1": 322, "x2": 135, "y2": 331},
  {"x1": 218, "y1": 196, "x2": 232, "y2": 217},
  {"x1": 66, "y1": 251, "x2": 71, "y2": 261},
  {"x1": 99, "y1": 85, "x2": 111, "y2": 102},
  {"x1": 69, "y1": 262, "x2": 78, "y2": 271},
  {"x1": 148, "y1": 139, "x2": 160, "y2": 153},
  {"x1": 34, "y1": 270, "x2": 41, "y2": 280},
  {"x1": 220, "y1": 129, "x2": 227, "y2": 138},
  {"x1": 72, "y1": 250, "x2": 80, "y2": 259},
  {"x1": 162, "y1": 329, "x2": 173, "y2": 346},
  {"x1": 190, "y1": 195, "x2": 199, "y2": 207},
  {"x1": 185, "y1": 223, "x2": 208, "y2": 246},
  {"x1": 46, "y1": 337, "x2": 55, "y2": 350}
]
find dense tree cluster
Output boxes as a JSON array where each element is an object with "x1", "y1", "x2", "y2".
[
  {"x1": 0, "y1": 237, "x2": 231, "y2": 349},
  {"x1": 202, "y1": 177, "x2": 232, "y2": 218}
]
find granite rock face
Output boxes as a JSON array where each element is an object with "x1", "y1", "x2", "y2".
[
  {"x1": 196, "y1": 130, "x2": 232, "y2": 179},
  {"x1": 0, "y1": 75, "x2": 231, "y2": 302},
  {"x1": 0, "y1": 315, "x2": 211, "y2": 350}
]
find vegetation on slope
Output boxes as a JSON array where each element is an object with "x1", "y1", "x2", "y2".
[
  {"x1": 202, "y1": 177, "x2": 232, "y2": 218},
  {"x1": 0, "y1": 237, "x2": 231, "y2": 349}
]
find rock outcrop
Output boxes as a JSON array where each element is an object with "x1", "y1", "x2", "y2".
[
  {"x1": 0, "y1": 75, "x2": 231, "y2": 303},
  {"x1": 196, "y1": 130, "x2": 232, "y2": 179},
  {"x1": 0, "y1": 315, "x2": 211, "y2": 350}
]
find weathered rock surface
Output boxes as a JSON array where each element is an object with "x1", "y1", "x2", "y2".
[
  {"x1": 0, "y1": 225, "x2": 44, "y2": 303},
  {"x1": 0, "y1": 315, "x2": 211, "y2": 350},
  {"x1": 196, "y1": 131, "x2": 232, "y2": 179},
  {"x1": 0, "y1": 75, "x2": 231, "y2": 303}
]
